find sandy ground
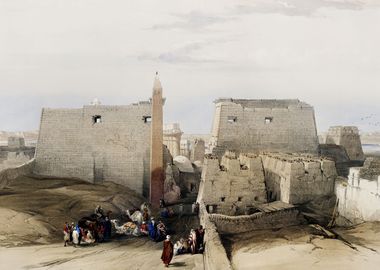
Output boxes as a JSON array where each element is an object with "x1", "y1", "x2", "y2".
[
  {"x1": 0, "y1": 175, "x2": 145, "y2": 246},
  {"x1": 223, "y1": 223, "x2": 380, "y2": 270},
  {"x1": 0, "y1": 175, "x2": 204, "y2": 269},
  {"x1": 0, "y1": 237, "x2": 204, "y2": 270}
]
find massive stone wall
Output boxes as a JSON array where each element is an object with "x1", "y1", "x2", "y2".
[
  {"x1": 34, "y1": 102, "x2": 152, "y2": 195},
  {"x1": 261, "y1": 153, "x2": 337, "y2": 204},
  {"x1": 197, "y1": 152, "x2": 267, "y2": 215},
  {"x1": 336, "y1": 164, "x2": 380, "y2": 224},
  {"x1": 209, "y1": 99, "x2": 319, "y2": 157},
  {"x1": 325, "y1": 126, "x2": 364, "y2": 161}
]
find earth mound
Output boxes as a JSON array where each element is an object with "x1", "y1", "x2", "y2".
[{"x1": 0, "y1": 175, "x2": 145, "y2": 247}]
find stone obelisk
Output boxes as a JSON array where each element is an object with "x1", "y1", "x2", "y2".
[{"x1": 150, "y1": 72, "x2": 164, "y2": 208}]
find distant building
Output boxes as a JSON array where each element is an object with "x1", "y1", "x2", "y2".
[
  {"x1": 0, "y1": 137, "x2": 35, "y2": 171},
  {"x1": 325, "y1": 126, "x2": 365, "y2": 161},
  {"x1": 163, "y1": 123, "x2": 183, "y2": 158},
  {"x1": 190, "y1": 138, "x2": 206, "y2": 163},
  {"x1": 180, "y1": 139, "x2": 191, "y2": 158},
  {"x1": 8, "y1": 137, "x2": 25, "y2": 148}
]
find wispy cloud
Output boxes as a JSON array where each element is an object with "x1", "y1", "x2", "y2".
[
  {"x1": 233, "y1": 0, "x2": 368, "y2": 17},
  {"x1": 138, "y1": 42, "x2": 225, "y2": 64},
  {"x1": 151, "y1": 10, "x2": 235, "y2": 30}
]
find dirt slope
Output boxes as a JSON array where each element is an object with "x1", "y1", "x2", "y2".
[{"x1": 0, "y1": 175, "x2": 145, "y2": 247}]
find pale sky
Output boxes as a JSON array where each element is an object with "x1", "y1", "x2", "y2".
[{"x1": 1, "y1": 0, "x2": 379, "y2": 134}]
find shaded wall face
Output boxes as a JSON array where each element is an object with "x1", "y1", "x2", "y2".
[
  {"x1": 34, "y1": 105, "x2": 151, "y2": 194},
  {"x1": 326, "y1": 128, "x2": 365, "y2": 161},
  {"x1": 178, "y1": 172, "x2": 201, "y2": 195},
  {"x1": 211, "y1": 102, "x2": 319, "y2": 157}
]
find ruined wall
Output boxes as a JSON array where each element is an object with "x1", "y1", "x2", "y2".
[
  {"x1": 209, "y1": 208, "x2": 304, "y2": 234},
  {"x1": 0, "y1": 145, "x2": 35, "y2": 171},
  {"x1": 326, "y1": 126, "x2": 364, "y2": 161},
  {"x1": 8, "y1": 137, "x2": 25, "y2": 148},
  {"x1": 210, "y1": 99, "x2": 319, "y2": 157},
  {"x1": 261, "y1": 153, "x2": 337, "y2": 204},
  {"x1": 0, "y1": 159, "x2": 35, "y2": 189},
  {"x1": 190, "y1": 138, "x2": 206, "y2": 163},
  {"x1": 198, "y1": 203, "x2": 233, "y2": 270},
  {"x1": 197, "y1": 152, "x2": 267, "y2": 215},
  {"x1": 336, "y1": 167, "x2": 380, "y2": 224},
  {"x1": 34, "y1": 103, "x2": 151, "y2": 195}
]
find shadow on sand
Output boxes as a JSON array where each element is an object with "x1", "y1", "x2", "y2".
[{"x1": 170, "y1": 261, "x2": 186, "y2": 267}]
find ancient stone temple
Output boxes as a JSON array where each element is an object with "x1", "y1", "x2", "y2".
[
  {"x1": 150, "y1": 73, "x2": 165, "y2": 207},
  {"x1": 209, "y1": 98, "x2": 319, "y2": 157},
  {"x1": 34, "y1": 100, "x2": 152, "y2": 194}
]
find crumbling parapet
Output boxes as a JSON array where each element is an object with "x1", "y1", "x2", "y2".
[{"x1": 209, "y1": 207, "x2": 304, "y2": 234}]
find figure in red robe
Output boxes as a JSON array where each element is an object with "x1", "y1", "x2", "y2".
[{"x1": 161, "y1": 235, "x2": 174, "y2": 267}]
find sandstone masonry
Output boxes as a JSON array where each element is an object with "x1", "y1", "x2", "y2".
[
  {"x1": 209, "y1": 99, "x2": 319, "y2": 157},
  {"x1": 34, "y1": 102, "x2": 152, "y2": 195}
]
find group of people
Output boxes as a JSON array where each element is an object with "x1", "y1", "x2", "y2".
[
  {"x1": 63, "y1": 221, "x2": 99, "y2": 247},
  {"x1": 174, "y1": 226, "x2": 205, "y2": 255},
  {"x1": 62, "y1": 200, "x2": 206, "y2": 269},
  {"x1": 63, "y1": 205, "x2": 112, "y2": 247},
  {"x1": 160, "y1": 225, "x2": 205, "y2": 267},
  {"x1": 145, "y1": 217, "x2": 169, "y2": 242}
]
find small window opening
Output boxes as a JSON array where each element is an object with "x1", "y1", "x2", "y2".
[
  {"x1": 93, "y1": 115, "x2": 102, "y2": 124},
  {"x1": 240, "y1": 164, "x2": 248, "y2": 170},
  {"x1": 143, "y1": 116, "x2": 152, "y2": 123},
  {"x1": 265, "y1": 117, "x2": 273, "y2": 124},
  {"x1": 254, "y1": 196, "x2": 259, "y2": 201},
  {"x1": 228, "y1": 116, "x2": 237, "y2": 123},
  {"x1": 220, "y1": 197, "x2": 226, "y2": 202},
  {"x1": 238, "y1": 196, "x2": 242, "y2": 202}
]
